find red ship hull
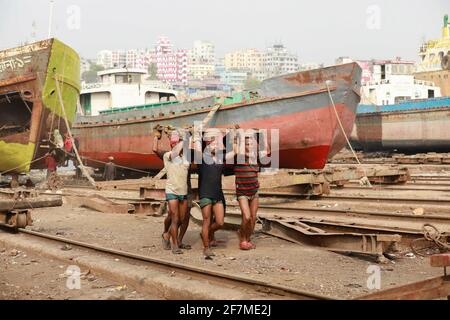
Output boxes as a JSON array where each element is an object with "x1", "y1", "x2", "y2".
[{"x1": 74, "y1": 63, "x2": 361, "y2": 171}]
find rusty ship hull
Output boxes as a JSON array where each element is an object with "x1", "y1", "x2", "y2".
[
  {"x1": 73, "y1": 63, "x2": 361, "y2": 170},
  {"x1": 0, "y1": 39, "x2": 80, "y2": 174},
  {"x1": 351, "y1": 97, "x2": 450, "y2": 153}
]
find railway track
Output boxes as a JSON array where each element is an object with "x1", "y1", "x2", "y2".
[{"x1": 14, "y1": 228, "x2": 332, "y2": 300}]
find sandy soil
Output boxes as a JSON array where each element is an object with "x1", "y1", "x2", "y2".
[
  {"x1": 4, "y1": 195, "x2": 440, "y2": 300},
  {"x1": 0, "y1": 244, "x2": 157, "y2": 300},
  {"x1": 1, "y1": 172, "x2": 448, "y2": 300}
]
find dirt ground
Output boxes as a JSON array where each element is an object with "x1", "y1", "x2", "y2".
[
  {"x1": 2, "y1": 169, "x2": 449, "y2": 300},
  {"x1": 0, "y1": 244, "x2": 157, "y2": 300},
  {"x1": 0, "y1": 186, "x2": 443, "y2": 300}
]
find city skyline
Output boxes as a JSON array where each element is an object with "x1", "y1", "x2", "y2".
[{"x1": 1, "y1": 0, "x2": 448, "y2": 65}]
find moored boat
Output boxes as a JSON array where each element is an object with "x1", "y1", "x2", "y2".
[
  {"x1": 0, "y1": 39, "x2": 80, "y2": 174},
  {"x1": 351, "y1": 97, "x2": 450, "y2": 153},
  {"x1": 73, "y1": 63, "x2": 362, "y2": 171}
]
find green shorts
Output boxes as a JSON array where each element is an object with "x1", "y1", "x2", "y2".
[
  {"x1": 166, "y1": 193, "x2": 187, "y2": 201},
  {"x1": 199, "y1": 198, "x2": 223, "y2": 209}
]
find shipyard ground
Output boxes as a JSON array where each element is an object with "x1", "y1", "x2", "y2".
[{"x1": 1, "y1": 175, "x2": 448, "y2": 300}]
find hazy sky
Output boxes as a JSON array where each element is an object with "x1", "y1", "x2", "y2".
[{"x1": 1, "y1": 0, "x2": 448, "y2": 64}]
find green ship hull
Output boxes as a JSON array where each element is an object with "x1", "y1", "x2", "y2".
[{"x1": 0, "y1": 38, "x2": 80, "y2": 174}]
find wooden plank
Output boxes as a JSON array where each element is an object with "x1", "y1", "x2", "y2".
[
  {"x1": 0, "y1": 196, "x2": 62, "y2": 211},
  {"x1": 77, "y1": 195, "x2": 133, "y2": 214}
]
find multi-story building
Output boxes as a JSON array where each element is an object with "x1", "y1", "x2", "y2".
[
  {"x1": 224, "y1": 48, "x2": 263, "y2": 72},
  {"x1": 335, "y1": 57, "x2": 376, "y2": 84},
  {"x1": 414, "y1": 14, "x2": 450, "y2": 96},
  {"x1": 189, "y1": 40, "x2": 215, "y2": 64},
  {"x1": 97, "y1": 49, "x2": 155, "y2": 70},
  {"x1": 176, "y1": 49, "x2": 188, "y2": 85},
  {"x1": 125, "y1": 49, "x2": 152, "y2": 69},
  {"x1": 220, "y1": 70, "x2": 249, "y2": 89},
  {"x1": 361, "y1": 59, "x2": 441, "y2": 105},
  {"x1": 187, "y1": 64, "x2": 215, "y2": 80},
  {"x1": 80, "y1": 57, "x2": 92, "y2": 75},
  {"x1": 335, "y1": 57, "x2": 354, "y2": 65},
  {"x1": 263, "y1": 44, "x2": 299, "y2": 78},
  {"x1": 298, "y1": 62, "x2": 324, "y2": 72},
  {"x1": 97, "y1": 50, "x2": 113, "y2": 69},
  {"x1": 156, "y1": 36, "x2": 188, "y2": 85}
]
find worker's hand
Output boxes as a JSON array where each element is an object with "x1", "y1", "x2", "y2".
[{"x1": 153, "y1": 125, "x2": 163, "y2": 139}]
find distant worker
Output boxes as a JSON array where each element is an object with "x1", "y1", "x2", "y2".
[
  {"x1": 63, "y1": 132, "x2": 73, "y2": 166},
  {"x1": 103, "y1": 156, "x2": 117, "y2": 181},
  {"x1": 53, "y1": 129, "x2": 65, "y2": 163},
  {"x1": 153, "y1": 127, "x2": 193, "y2": 252},
  {"x1": 193, "y1": 128, "x2": 237, "y2": 259},
  {"x1": 53, "y1": 129, "x2": 64, "y2": 149},
  {"x1": 153, "y1": 129, "x2": 190, "y2": 254},
  {"x1": 45, "y1": 150, "x2": 58, "y2": 179},
  {"x1": 235, "y1": 130, "x2": 270, "y2": 250}
]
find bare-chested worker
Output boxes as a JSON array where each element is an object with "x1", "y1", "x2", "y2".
[{"x1": 193, "y1": 128, "x2": 236, "y2": 259}]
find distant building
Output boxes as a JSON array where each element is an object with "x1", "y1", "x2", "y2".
[
  {"x1": 335, "y1": 57, "x2": 353, "y2": 65},
  {"x1": 263, "y1": 44, "x2": 299, "y2": 78},
  {"x1": 220, "y1": 70, "x2": 249, "y2": 88},
  {"x1": 361, "y1": 59, "x2": 441, "y2": 105},
  {"x1": 414, "y1": 14, "x2": 450, "y2": 96},
  {"x1": 335, "y1": 57, "x2": 378, "y2": 84},
  {"x1": 299, "y1": 62, "x2": 324, "y2": 71},
  {"x1": 188, "y1": 63, "x2": 215, "y2": 80},
  {"x1": 97, "y1": 50, "x2": 113, "y2": 68},
  {"x1": 96, "y1": 49, "x2": 155, "y2": 70},
  {"x1": 156, "y1": 36, "x2": 188, "y2": 85},
  {"x1": 80, "y1": 57, "x2": 92, "y2": 75},
  {"x1": 224, "y1": 48, "x2": 263, "y2": 73},
  {"x1": 188, "y1": 40, "x2": 215, "y2": 64}
]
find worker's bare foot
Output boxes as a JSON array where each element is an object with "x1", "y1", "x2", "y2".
[
  {"x1": 209, "y1": 239, "x2": 225, "y2": 247},
  {"x1": 172, "y1": 247, "x2": 184, "y2": 255},
  {"x1": 203, "y1": 248, "x2": 215, "y2": 259},
  {"x1": 239, "y1": 241, "x2": 253, "y2": 250},
  {"x1": 179, "y1": 243, "x2": 192, "y2": 250},
  {"x1": 162, "y1": 233, "x2": 171, "y2": 250}
]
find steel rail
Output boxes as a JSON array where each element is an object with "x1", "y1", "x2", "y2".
[
  {"x1": 321, "y1": 195, "x2": 450, "y2": 205},
  {"x1": 225, "y1": 203, "x2": 450, "y2": 226},
  {"x1": 331, "y1": 185, "x2": 450, "y2": 192},
  {"x1": 225, "y1": 189, "x2": 450, "y2": 206},
  {"x1": 17, "y1": 228, "x2": 333, "y2": 300}
]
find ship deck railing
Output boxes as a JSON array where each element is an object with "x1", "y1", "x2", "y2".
[{"x1": 99, "y1": 100, "x2": 180, "y2": 115}]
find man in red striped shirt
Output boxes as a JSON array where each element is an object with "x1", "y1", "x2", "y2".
[{"x1": 235, "y1": 130, "x2": 270, "y2": 250}]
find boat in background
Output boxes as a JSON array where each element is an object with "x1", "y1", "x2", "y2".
[
  {"x1": 73, "y1": 62, "x2": 362, "y2": 171},
  {"x1": 0, "y1": 39, "x2": 80, "y2": 174},
  {"x1": 351, "y1": 97, "x2": 450, "y2": 153},
  {"x1": 80, "y1": 68, "x2": 177, "y2": 116}
]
